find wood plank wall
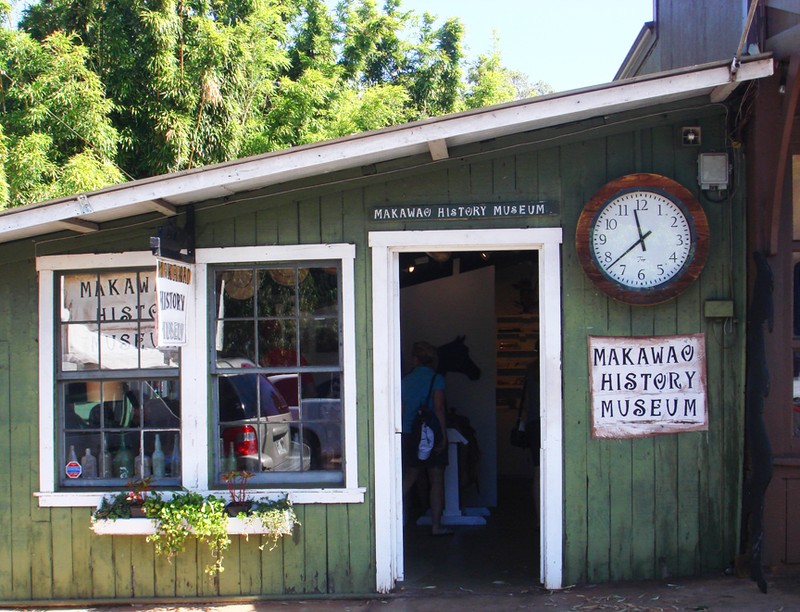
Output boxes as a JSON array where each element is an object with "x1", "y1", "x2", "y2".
[
  {"x1": 559, "y1": 115, "x2": 745, "y2": 584},
  {"x1": 0, "y1": 107, "x2": 744, "y2": 601}
]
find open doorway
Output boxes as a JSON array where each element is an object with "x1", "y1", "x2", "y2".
[
  {"x1": 398, "y1": 250, "x2": 540, "y2": 588},
  {"x1": 369, "y1": 228, "x2": 563, "y2": 593}
]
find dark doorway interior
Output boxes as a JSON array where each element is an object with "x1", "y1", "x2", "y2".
[
  {"x1": 401, "y1": 478, "x2": 540, "y2": 592},
  {"x1": 399, "y1": 250, "x2": 541, "y2": 591}
]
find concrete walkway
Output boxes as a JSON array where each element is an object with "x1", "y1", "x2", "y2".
[{"x1": 10, "y1": 568, "x2": 800, "y2": 611}]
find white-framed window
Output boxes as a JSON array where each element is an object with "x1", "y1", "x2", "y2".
[{"x1": 37, "y1": 246, "x2": 362, "y2": 508}]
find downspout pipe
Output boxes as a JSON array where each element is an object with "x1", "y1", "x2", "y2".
[{"x1": 732, "y1": 0, "x2": 761, "y2": 76}]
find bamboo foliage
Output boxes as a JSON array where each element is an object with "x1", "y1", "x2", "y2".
[{"x1": 2, "y1": 0, "x2": 551, "y2": 208}]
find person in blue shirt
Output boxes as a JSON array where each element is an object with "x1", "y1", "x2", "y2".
[{"x1": 402, "y1": 341, "x2": 452, "y2": 536}]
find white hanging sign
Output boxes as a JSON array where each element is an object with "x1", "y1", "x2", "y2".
[
  {"x1": 588, "y1": 334, "x2": 708, "y2": 439},
  {"x1": 155, "y1": 258, "x2": 193, "y2": 347}
]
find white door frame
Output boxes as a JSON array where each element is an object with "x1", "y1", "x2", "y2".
[{"x1": 369, "y1": 228, "x2": 564, "y2": 592}]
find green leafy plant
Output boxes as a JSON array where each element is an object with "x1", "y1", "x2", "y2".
[
  {"x1": 220, "y1": 469, "x2": 253, "y2": 505},
  {"x1": 91, "y1": 486, "x2": 297, "y2": 574},
  {"x1": 244, "y1": 497, "x2": 298, "y2": 551},
  {"x1": 93, "y1": 478, "x2": 159, "y2": 519},
  {"x1": 93, "y1": 492, "x2": 138, "y2": 520},
  {"x1": 146, "y1": 490, "x2": 230, "y2": 575},
  {"x1": 125, "y1": 477, "x2": 153, "y2": 504}
]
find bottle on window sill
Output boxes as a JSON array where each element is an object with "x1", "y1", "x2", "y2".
[
  {"x1": 113, "y1": 434, "x2": 134, "y2": 479},
  {"x1": 81, "y1": 448, "x2": 98, "y2": 478},
  {"x1": 169, "y1": 434, "x2": 181, "y2": 478},
  {"x1": 152, "y1": 434, "x2": 166, "y2": 478},
  {"x1": 100, "y1": 444, "x2": 112, "y2": 478},
  {"x1": 134, "y1": 452, "x2": 151, "y2": 479},
  {"x1": 226, "y1": 442, "x2": 237, "y2": 472},
  {"x1": 65, "y1": 445, "x2": 79, "y2": 477}
]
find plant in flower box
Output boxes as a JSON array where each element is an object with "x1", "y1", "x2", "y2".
[
  {"x1": 125, "y1": 477, "x2": 155, "y2": 517},
  {"x1": 219, "y1": 469, "x2": 298, "y2": 549},
  {"x1": 93, "y1": 477, "x2": 159, "y2": 520},
  {"x1": 146, "y1": 490, "x2": 230, "y2": 575},
  {"x1": 246, "y1": 496, "x2": 298, "y2": 550},
  {"x1": 220, "y1": 469, "x2": 254, "y2": 516}
]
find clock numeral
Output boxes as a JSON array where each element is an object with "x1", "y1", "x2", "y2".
[
  {"x1": 671, "y1": 216, "x2": 679, "y2": 228},
  {"x1": 669, "y1": 252, "x2": 678, "y2": 262},
  {"x1": 635, "y1": 199, "x2": 649, "y2": 211},
  {"x1": 603, "y1": 251, "x2": 612, "y2": 263},
  {"x1": 619, "y1": 264, "x2": 627, "y2": 275},
  {"x1": 637, "y1": 269, "x2": 645, "y2": 280},
  {"x1": 597, "y1": 233, "x2": 607, "y2": 245},
  {"x1": 657, "y1": 264, "x2": 665, "y2": 275},
  {"x1": 616, "y1": 204, "x2": 629, "y2": 216},
  {"x1": 676, "y1": 234, "x2": 684, "y2": 246},
  {"x1": 605, "y1": 218, "x2": 618, "y2": 230}
]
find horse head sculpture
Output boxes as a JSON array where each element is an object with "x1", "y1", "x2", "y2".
[{"x1": 437, "y1": 335, "x2": 481, "y2": 380}]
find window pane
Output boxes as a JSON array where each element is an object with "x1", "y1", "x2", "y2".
[
  {"x1": 216, "y1": 320, "x2": 257, "y2": 363},
  {"x1": 258, "y1": 320, "x2": 298, "y2": 367},
  {"x1": 213, "y1": 261, "x2": 344, "y2": 486},
  {"x1": 61, "y1": 378, "x2": 181, "y2": 486},
  {"x1": 795, "y1": 261, "x2": 800, "y2": 336},
  {"x1": 218, "y1": 270, "x2": 255, "y2": 318},
  {"x1": 794, "y1": 351, "x2": 800, "y2": 438},
  {"x1": 300, "y1": 317, "x2": 339, "y2": 366},
  {"x1": 62, "y1": 324, "x2": 100, "y2": 370},
  {"x1": 217, "y1": 371, "x2": 308, "y2": 474},
  {"x1": 60, "y1": 271, "x2": 175, "y2": 370},
  {"x1": 258, "y1": 269, "x2": 297, "y2": 317},
  {"x1": 299, "y1": 267, "x2": 339, "y2": 315},
  {"x1": 295, "y1": 371, "x2": 342, "y2": 471},
  {"x1": 793, "y1": 154, "x2": 800, "y2": 241}
]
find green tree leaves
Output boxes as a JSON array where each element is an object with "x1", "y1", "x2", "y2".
[
  {"x1": 1, "y1": 0, "x2": 550, "y2": 209},
  {"x1": 0, "y1": 21, "x2": 124, "y2": 207}
]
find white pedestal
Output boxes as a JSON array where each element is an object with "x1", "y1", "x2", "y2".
[{"x1": 416, "y1": 428, "x2": 489, "y2": 526}]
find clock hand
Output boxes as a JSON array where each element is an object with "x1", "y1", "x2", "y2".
[
  {"x1": 608, "y1": 230, "x2": 652, "y2": 269},
  {"x1": 634, "y1": 210, "x2": 647, "y2": 252}
]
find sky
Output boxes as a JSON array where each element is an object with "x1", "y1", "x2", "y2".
[{"x1": 398, "y1": 0, "x2": 654, "y2": 92}]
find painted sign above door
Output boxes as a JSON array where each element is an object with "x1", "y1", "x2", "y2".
[
  {"x1": 372, "y1": 201, "x2": 557, "y2": 221},
  {"x1": 588, "y1": 333, "x2": 708, "y2": 439}
]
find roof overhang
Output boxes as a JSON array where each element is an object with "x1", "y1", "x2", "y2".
[{"x1": 0, "y1": 55, "x2": 774, "y2": 245}]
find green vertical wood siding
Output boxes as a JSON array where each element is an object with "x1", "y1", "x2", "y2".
[{"x1": 0, "y1": 106, "x2": 744, "y2": 601}]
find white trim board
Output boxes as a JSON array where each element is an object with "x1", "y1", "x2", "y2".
[
  {"x1": 2, "y1": 58, "x2": 772, "y2": 245},
  {"x1": 369, "y1": 227, "x2": 564, "y2": 592},
  {"x1": 36, "y1": 245, "x2": 363, "y2": 506}
]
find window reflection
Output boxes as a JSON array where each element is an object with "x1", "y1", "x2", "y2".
[
  {"x1": 795, "y1": 262, "x2": 800, "y2": 336},
  {"x1": 794, "y1": 351, "x2": 800, "y2": 438},
  {"x1": 60, "y1": 271, "x2": 176, "y2": 370},
  {"x1": 62, "y1": 378, "x2": 181, "y2": 484},
  {"x1": 58, "y1": 269, "x2": 181, "y2": 488},
  {"x1": 214, "y1": 263, "x2": 344, "y2": 484}
]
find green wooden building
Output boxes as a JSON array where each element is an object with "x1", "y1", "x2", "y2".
[{"x1": 0, "y1": 55, "x2": 774, "y2": 603}]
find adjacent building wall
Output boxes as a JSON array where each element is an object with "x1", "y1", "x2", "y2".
[{"x1": 637, "y1": 0, "x2": 745, "y2": 75}]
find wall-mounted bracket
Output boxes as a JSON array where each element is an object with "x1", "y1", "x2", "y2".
[{"x1": 150, "y1": 206, "x2": 195, "y2": 264}]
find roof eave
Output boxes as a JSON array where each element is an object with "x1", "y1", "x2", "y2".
[{"x1": 0, "y1": 55, "x2": 774, "y2": 246}]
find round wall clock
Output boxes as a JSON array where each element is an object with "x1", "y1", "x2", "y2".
[{"x1": 575, "y1": 173, "x2": 709, "y2": 305}]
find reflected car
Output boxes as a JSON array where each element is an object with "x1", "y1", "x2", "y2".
[
  {"x1": 217, "y1": 359, "x2": 310, "y2": 472},
  {"x1": 267, "y1": 374, "x2": 342, "y2": 470}
]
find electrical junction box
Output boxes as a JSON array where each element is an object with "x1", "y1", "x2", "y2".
[
  {"x1": 698, "y1": 152, "x2": 729, "y2": 190},
  {"x1": 704, "y1": 300, "x2": 734, "y2": 318}
]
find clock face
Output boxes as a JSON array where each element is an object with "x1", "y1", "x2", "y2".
[
  {"x1": 590, "y1": 190, "x2": 693, "y2": 289},
  {"x1": 576, "y1": 173, "x2": 709, "y2": 305}
]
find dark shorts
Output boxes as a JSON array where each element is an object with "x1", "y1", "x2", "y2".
[{"x1": 402, "y1": 432, "x2": 448, "y2": 469}]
